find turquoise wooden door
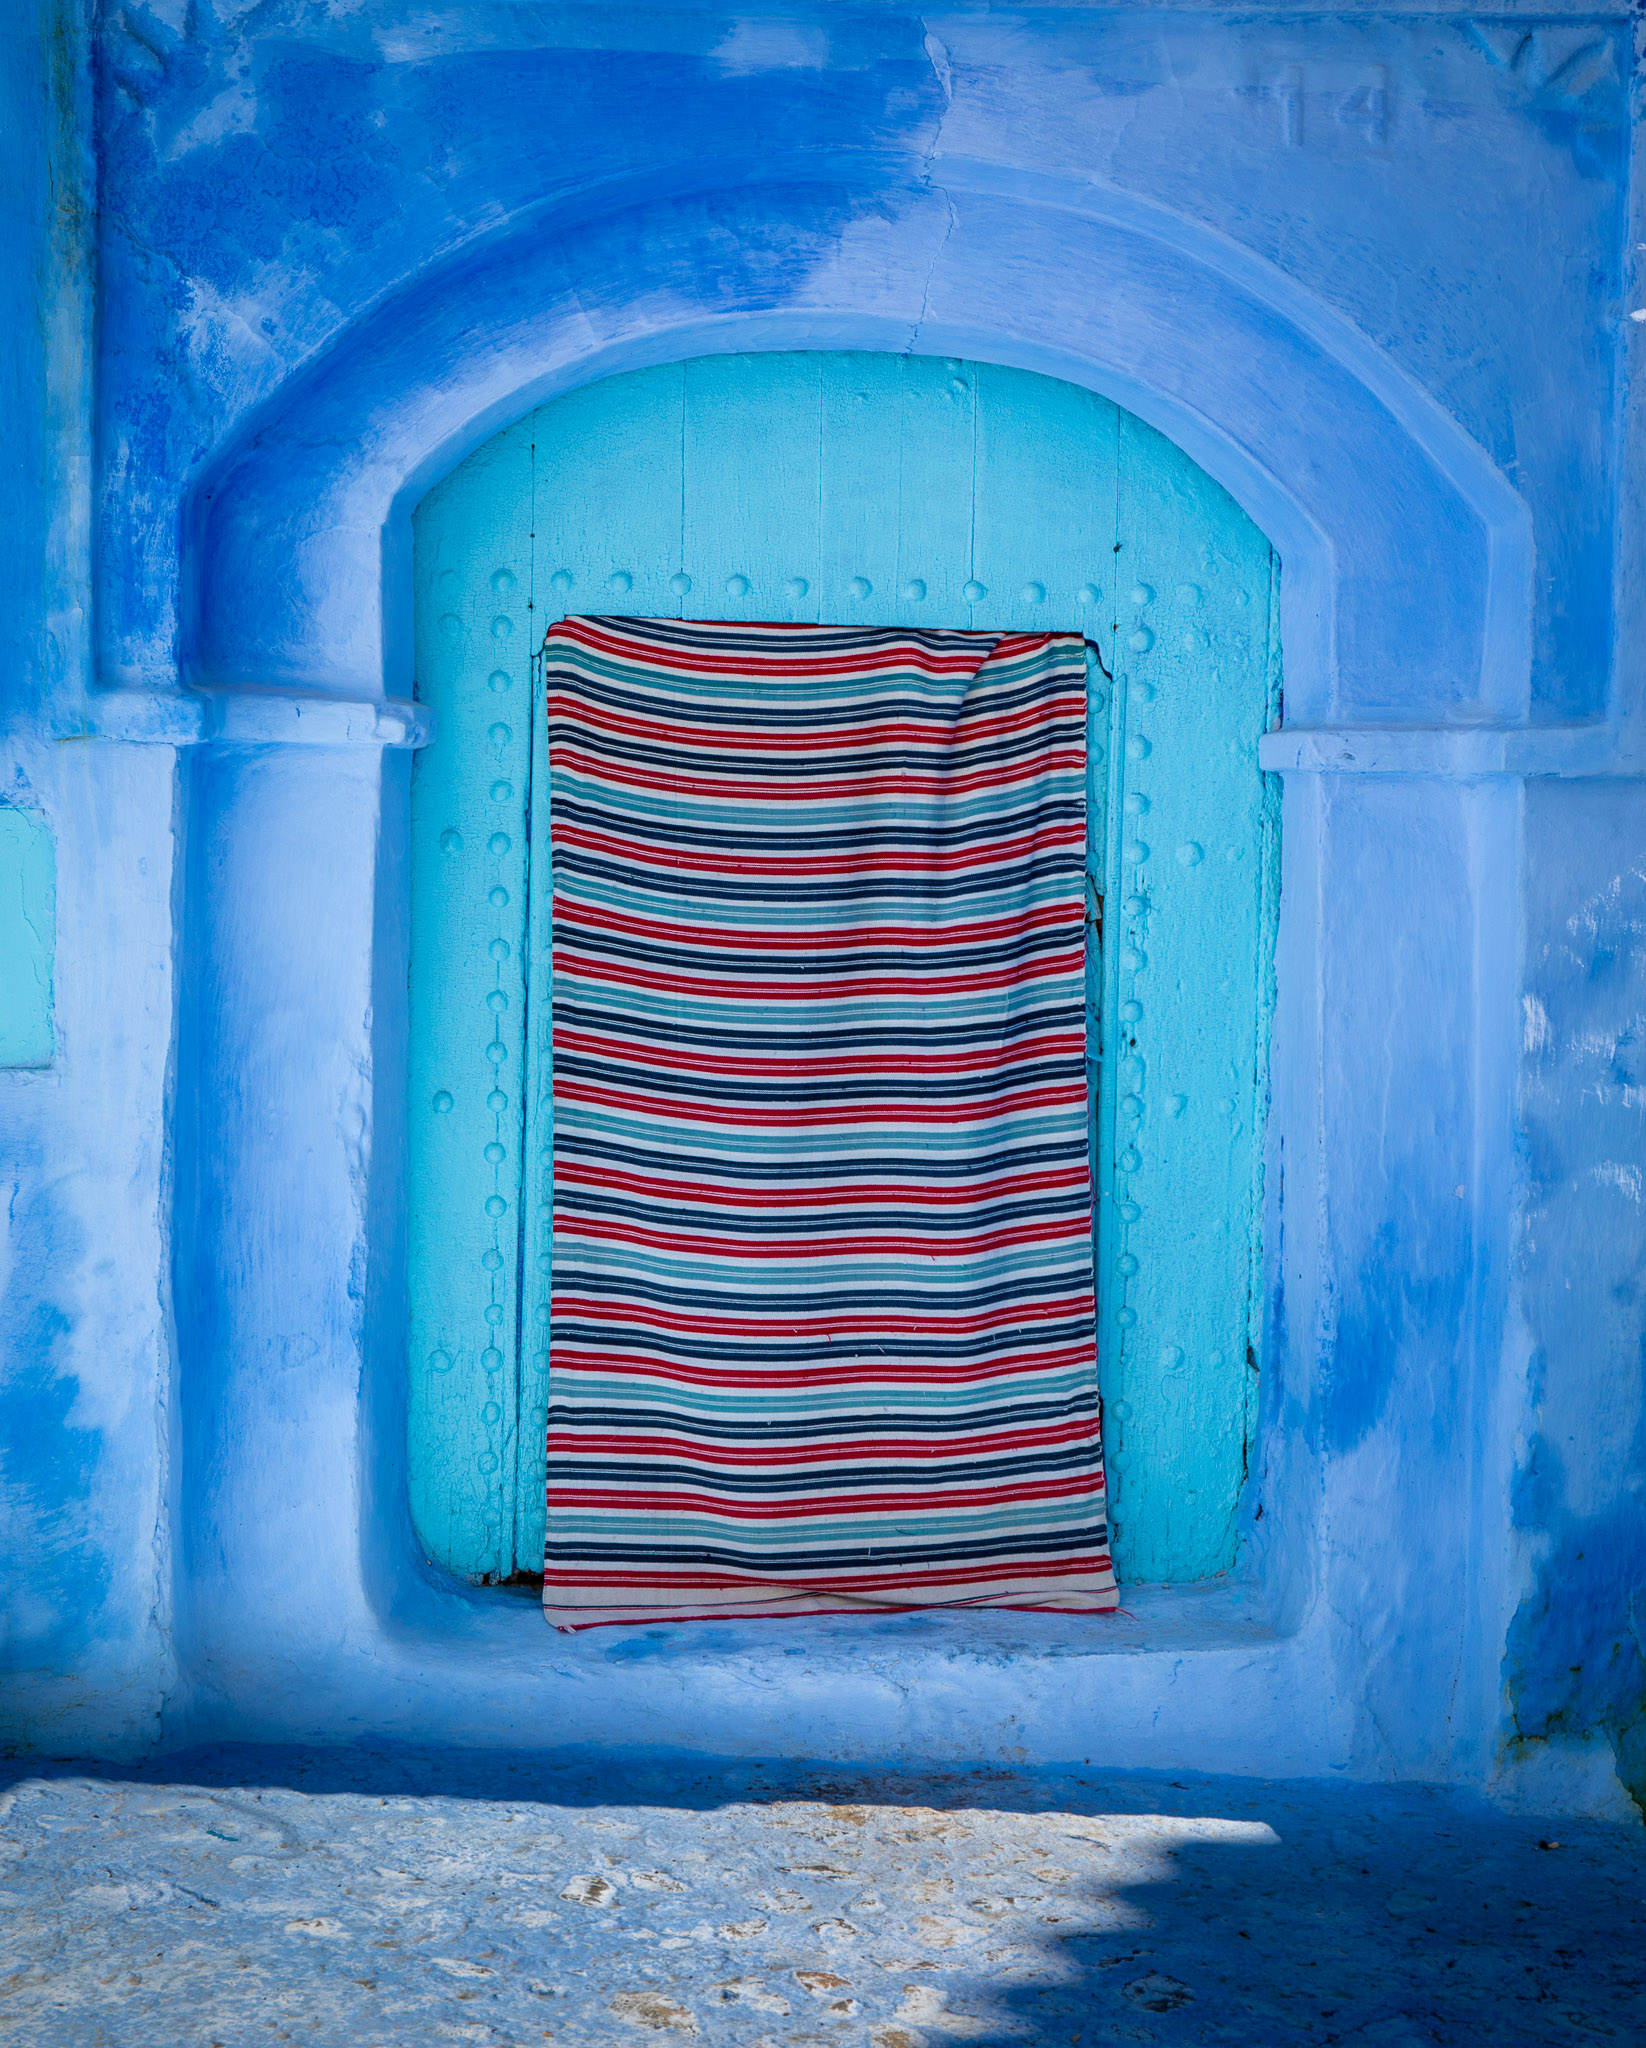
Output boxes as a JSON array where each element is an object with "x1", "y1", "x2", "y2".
[{"x1": 409, "y1": 352, "x2": 1278, "y2": 1589}]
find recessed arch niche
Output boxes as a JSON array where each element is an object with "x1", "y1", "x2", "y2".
[
  {"x1": 165, "y1": 153, "x2": 1530, "y2": 1776},
  {"x1": 406, "y1": 350, "x2": 1278, "y2": 1591}
]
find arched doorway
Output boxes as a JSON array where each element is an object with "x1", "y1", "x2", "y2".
[{"x1": 407, "y1": 350, "x2": 1278, "y2": 1591}]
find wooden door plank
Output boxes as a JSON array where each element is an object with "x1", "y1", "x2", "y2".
[
  {"x1": 1106, "y1": 410, "x2": 1276, "y2": 1585},
  {"x1": 883, "y1": 353, "x2": 975, "y2": 628},
  {"x1": 814, "y1": 353, "x2": 923, "y2": 626},
  {"x1": 684, "y1": 353, "x2": 822, "y2": 621},
  {"x1": 531, "y1": 363, "x2": 685, "y2": 623},
  {"x1": 972, "y1": 362, "x2": 1118, "y2": 637},
  {"x1": 408, "y1": 432, "x2": 534, "y2": 1580}
]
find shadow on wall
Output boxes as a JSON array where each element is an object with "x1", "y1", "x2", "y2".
[
  {"x1": 1508, "y1": 1429, "x2": 1646, "y2": 1818},
  {"x1": 1508, "y1": 781, "x2": 1646, "y2": 1824},
  {"x1": 0, "y1": 1170, "x2": 102, "y2": 1677}
]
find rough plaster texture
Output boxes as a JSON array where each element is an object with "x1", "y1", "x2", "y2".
[
  {"x1": 0, "y1": 0, "x2": 1642, "y2": 1819},
  {"x1": 0, "y1": 1745, "x2": 1642, "y2": 2046}
]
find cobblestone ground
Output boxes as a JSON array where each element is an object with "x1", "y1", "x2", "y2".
[{"x1": 0, "y1": 1746, "x2": 1640, "y2": 2046}]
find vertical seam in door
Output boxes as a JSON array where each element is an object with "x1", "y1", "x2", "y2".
[
  {"x1": 1245, "y1": 543, "x2": 1284, "y2": 1481},
  {"x1": 815, "y1": 354, "x2": 825, "y2": 614},
  {"x1": 1097, "y1": 407, "x2": 1127, "y2": 1555},
  {"x1": 508, "y1": 435, "x2": 540, "y2": 1576},
  {"x1": 895, "y1": 354, "x2": 906, "y2": 601},
  {"x1": 968, "y1": 363, "x2": 979, "y2": 601},
  {"x1": 1084, "y1": 639, "x2": 1106, "y2": 1471}
]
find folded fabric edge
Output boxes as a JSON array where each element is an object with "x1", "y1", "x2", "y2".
[{"x1": 543, "y1": 1588, "x2": 1121, "y2": 1630}]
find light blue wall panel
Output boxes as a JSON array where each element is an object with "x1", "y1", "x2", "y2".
[
  {"x1": 411, "y1": 350, "x2": 1277, "y2": 1586},
  {"x1": 0, "y1": 805, "x2": 55, "y2": 1069}
]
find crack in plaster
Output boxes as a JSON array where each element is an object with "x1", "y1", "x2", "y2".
[{"x1": 904, "y1": 21, "x2": 957, "y2": 356}]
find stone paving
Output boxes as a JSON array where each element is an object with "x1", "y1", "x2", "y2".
[{"x1": 0, "y1": 1746, "x2": 1640, "y2": 2046}]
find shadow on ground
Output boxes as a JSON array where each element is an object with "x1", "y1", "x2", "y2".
[{"x1": 0, "y1": 1744, "x2": 1640, "y2": 2046}]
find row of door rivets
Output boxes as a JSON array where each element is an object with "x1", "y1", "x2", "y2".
[
  {"x1": 433, "y1": 572, "x2": 1243, "y2": 615},
  {"x1": 509, "y1": 569, "x2": 1118, "y2": 606},
  {"x1": 1101, "y1": 548, "x2": 1261, "y2": 1549},
  {"x1": 478, "y1": 585, "x2": 523, "y2": 1536},
  {"x1": 420, "y1": 572, "x2": 535, "y2": 1557}
]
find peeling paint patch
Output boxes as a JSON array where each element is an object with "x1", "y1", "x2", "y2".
[{"x1": 1592, "y1": 1160, "x2": 1643, "y2": 1205}]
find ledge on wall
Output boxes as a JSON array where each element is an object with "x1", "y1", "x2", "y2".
[
  {"x1": 412, "y1": 1574, "x2": 1290, "y2": 1663},
  {"x1": 55, "y1": 686, "x2": 434, "y2": 750},
  {"x1": 1258, "y1": 724, "x2": 1632, "y2": 778},
  {"x1": 164, "y1": 1569, "x2": 1320, "y2": 1766},
  {"x1": 55, "y1": 689, "x2": 1640, "y2": 782}
]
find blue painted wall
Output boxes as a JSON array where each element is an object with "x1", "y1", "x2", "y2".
[
  {"x1": 0, "y1": 0, "x2": 176, "y2": 1756},
  {"x1": 1509, "y1": 777, "x2": 1646, "y2": 1806},
  {"x1": 0, "y1": 0, "x2": 1640, "y2": 1813}
]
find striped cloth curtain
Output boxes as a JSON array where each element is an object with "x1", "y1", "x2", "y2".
[{"x1": 540, "y1": 616, "x2": 1115, "y2": 1626}]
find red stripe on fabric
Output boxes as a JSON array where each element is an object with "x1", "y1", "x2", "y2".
[
  {"x1": 550, "y1": 818, "x2": 1084, "y2": 879},
  {"x1": 547, "y1": 741, "x2": 1087, "y2": 805},
  {"x1": 552, "y1": 949, "x2": 1084, "y2": 1003},
  {"x1": 554, "y1": 1077, "x2": 1088, "y2": 1127},
  {"x1": 553, "y1": 1162, "x2": 1092, "y2": 1209},
  {"x1": 553, "y1": 941, "x2": 1083, "y2": 995},
  {"x1": 544, "y1": 1346, "x2": 1097, "y2": 1391},
  {"x1": 547, "y1": 690, "x2": 1088, "y2": 760},
  {"x1": 553, "y1": 894, "x2": 1079, "y2": 955},
  {"x1": 549, "y1": 618, "x2": 1058, "y2": 679},
  {"x1": 545, "y1": 1476, "x2": 1103, "y2": 1518},
  {"x1": 557, "y1": 1213, "x2": 1091, "y2": 1259},
  {"x1": 548, "y1": 1604, "x2": 1113, "y2": 1627},
  {"x1": 553, "y1": 1036, "x2": 1085, "y2": 1087},
  {"x1": 547, "y1": 1294, "x2": 1092, "y2": 1337},
  {"x1": 548, "y1": 1421, "x2": 1102, "y2": 1465}
]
